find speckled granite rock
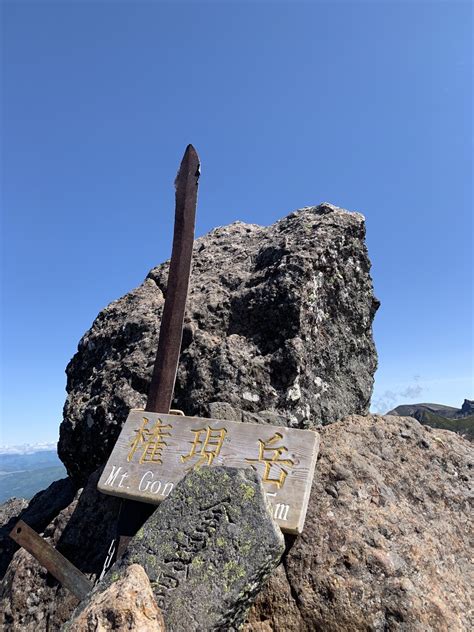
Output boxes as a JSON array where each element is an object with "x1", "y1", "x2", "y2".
[
  {"x1": 65, "y1": 564, "x2": 165, "y2": 631},
  {"x1": 69, "y1": 467, "x2": 284, "y2": 632},
  {"x1": 0, "y1": 498, "x2": 29, "y2": 527},
  {"x1": 244, "y1": 414, "x2": 473, "y2": 632},
  {"x1": 59, "y1": 204, "x2": 379, "y2": 484}
]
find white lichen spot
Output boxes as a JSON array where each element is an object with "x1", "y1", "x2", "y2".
[
  {"x1": 242, "y1": 391, "x2": 260, "y2": 402},
  {"x1": 307, "y1": 272, "x2": 324, "y2": 308},
  {"x1": 314, "y1": 377, "x2": 329, "y2": 392},
  {"x1": 287, "y1": 381, "x2": 301, "y2": 401}
]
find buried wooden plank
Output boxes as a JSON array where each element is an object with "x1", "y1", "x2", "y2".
[{"x1": 9, "y1": 520, "x2": 92, "y2": 601}]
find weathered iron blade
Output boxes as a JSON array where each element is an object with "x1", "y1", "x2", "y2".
[
  {"x1": 145, "y1": 144, "x2": 200, "y2": 413},
  {"x1": 10, "y1": 520, "x2": 93, "y2": 600}
]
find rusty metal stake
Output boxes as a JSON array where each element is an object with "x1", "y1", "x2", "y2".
[{"x1": 10, "y1": 521, "x2": 92, "y2": 601}]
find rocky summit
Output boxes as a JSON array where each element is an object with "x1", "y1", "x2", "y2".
[
  {"x1": 244, "y1": 414, "x2": 473, "y2": 631},
  {"x1": 59, "y1": 203, "x2": 379, "y2": 484},
  {"x1": 1, "y1": 204, "x2": 471, "y2": 631}
]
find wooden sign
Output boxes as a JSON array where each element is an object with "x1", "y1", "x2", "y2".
[{"x1": 98, "y1": 410, "x2": 319, "y2": 534}]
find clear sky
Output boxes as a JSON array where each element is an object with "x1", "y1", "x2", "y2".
[{"x1": 1, "y1": 1, "x2": 472, "y2": 445}]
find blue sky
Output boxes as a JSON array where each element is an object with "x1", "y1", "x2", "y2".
[{"x1": 1, "y1": 1, "x2": 472, "y2": 445}]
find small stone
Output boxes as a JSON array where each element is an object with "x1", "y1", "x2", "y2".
[
  {"x1": 242, "y1": 391, "x2": 260, "y2": 403},
  {"x1": 332, "y1": 463, "x2": 352, "y2": 481},
  {"x1": 206, "y1": 402, "x2": 242, "y2": 422},
  {"x1": 286, "y1": 382, "x2": 301, "y2": 401},
  {"x1": 65, "y1": 564, "x2": 165, "y2": 631},
  {"x1": 325, "y1": 484, "x2": 338, "y2": 498},
  {"x1": 400, "y1": 577, "x2": 414, "y2": 592}
]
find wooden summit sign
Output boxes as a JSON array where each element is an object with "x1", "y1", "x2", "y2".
[{"x1": 98, "y1": 409, "x2": 319, "y2": 535}]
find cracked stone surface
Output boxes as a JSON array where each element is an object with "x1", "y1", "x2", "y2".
[
  {"x1": 243, "y1": 414, "x2": 473, "y2": 632},
  {"x1": 58, "y1": 204, "x2": 379, "y2": 484}
]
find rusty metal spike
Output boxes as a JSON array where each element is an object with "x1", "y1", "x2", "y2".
[{"x1": 145, "y1": 144, "x2": 200, "y2": 414}]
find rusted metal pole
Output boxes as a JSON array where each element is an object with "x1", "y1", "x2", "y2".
[
  {"x1": 145, "y1": 144, "x2": 200, "y2": 413},
  {"x1": 10, "y1": 520, "x2": 92, "y2": 601}
]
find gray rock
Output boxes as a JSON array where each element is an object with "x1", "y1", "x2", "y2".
[
  {"x1": 2, "y1": 415, "x2": 472, "y2": 631},
  {"x1": 59, "y1": 204, "x2": 379, "y2": 484},
  {"x1": 460, "y1": 399, "x2": 474, "y2": 417},
  {"x1": 85, "y1": 467, "x2": 284, "y2": 632},
  {"x1": 0, "y1": 498, "x2": 28, "y2": 532}
]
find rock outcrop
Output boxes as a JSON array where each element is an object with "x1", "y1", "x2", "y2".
[
  {"x1": 0, "y1": 478, "x2": 76, "y2": 578},
  {"x1": 65, "y1": 564, "x2": 165, "y2": 632},
  {"x1": 460, "y1": 399, "x2": 474, "y2": 416},
  {"x1": 244, "y1": 414, "x2": 473, "y2": 631},
  {"x1": 3, "y1": 204, "x2": 470, "y2": 631},
  {"x1": 59, "y1": 204, "x2": 379, "y2": 484},
  {"x1": 0, "y1": 470, "x2": 119, "y2": 631}
]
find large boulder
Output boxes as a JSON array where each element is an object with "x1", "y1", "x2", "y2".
[
  {"x1": 59, "y1": 204, "x2": 379, "y2": 483},
  {"x1": 244, "y1": 414, "x2": 473, "y2": 631}
]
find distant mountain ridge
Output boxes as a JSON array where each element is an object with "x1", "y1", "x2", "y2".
[
  {"x1": 387, "y1": 399, "x2": 474, "y2": 441},
  {"x1": 0, "y1": 449, "x2": 66, "y2": 503},
  {"x1": 0, "y1": 442, "x2": 57, "y2": 456}
]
